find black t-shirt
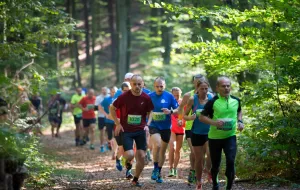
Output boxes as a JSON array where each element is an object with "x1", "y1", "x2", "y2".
[
  {"x1": 0, "y1": 97, "x2": 7, "y2": 107},
  {"x1": 58, "y1": 97, "x2": 66, "y2": 115},
  {"x1": 30, "y1": 98, "x2": 41, "y2": 111}
]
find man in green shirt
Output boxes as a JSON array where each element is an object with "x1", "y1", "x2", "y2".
[
  {"x1": 71, "y1": 87, "x2": 85, "y2": 146},
  {"x1": 200, "y1": 76, "x2": 244, "y2": 190}
]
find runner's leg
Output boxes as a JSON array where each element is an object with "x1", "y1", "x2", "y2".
[
  {"x1": 174, "y1": 134, "x2": 184, "y2": 172},
  {"x1": 168, "y1": 132, "x2": 176, "y2": 173}
]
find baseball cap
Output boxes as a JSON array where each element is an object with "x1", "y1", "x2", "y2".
[{"x1": 124, "y1": 72, "x2": 134, "y2": 80}]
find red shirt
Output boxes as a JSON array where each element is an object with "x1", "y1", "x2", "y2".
[
  {"x1": 79, "y1": 96, "x2": 96, "y2": 119},
  {"x1": 171, "y1": 99, "x2": 186, "y2": 134},
  {"x1": 113, "y1": 91, "x2": 154, "y2": 132}
]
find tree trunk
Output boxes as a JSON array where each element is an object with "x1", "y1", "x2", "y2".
[
  {"x1": 72, "y1": 0, "x2": 82, "y2": 87},
  {"x1": 82, "y1": 0, "x2": 90, "y2": 66},
  {"x1": 91, "y1": 0, "x2": 97, "y2": 88},
  {"x1": 160, "y1": 8, "x2": 172, "y2": 65},
  {"x1": 108, "y1": 0, "x2": 117, "y2": 65},
  {"x1": 116, "y1": 0, "x2": 129, "y2": 83},
  {"x1": 126, "y1": 0, "x2": 131, "y2": 70}
]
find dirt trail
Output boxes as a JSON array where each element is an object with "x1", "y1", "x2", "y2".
[{"x1": 40, "y1": 124, "x2": 290, "y2": 190}]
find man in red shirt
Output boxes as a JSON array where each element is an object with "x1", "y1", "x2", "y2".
[
  {"x1": 110, "y1": 75, "x2": 154, "y2": 187},
  {"x1": 79, "y1": 89, "x2": 96, "y2": 150}
]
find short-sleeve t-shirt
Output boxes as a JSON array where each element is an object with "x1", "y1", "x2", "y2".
[
  {"x1": 95, "y1": 94, "x2": 108, "y2": 118},
  {"x1": 171, "y1": 99, "x2": 186, "y2": 134},
  {"x1": 101, "y1": 96, "x2": 114, "y2": 124},
  {"x1": 59, "y1": 97, "x2": 66, "y2": 116},
  {"x1": 149, "y1": 91, "x2": 179, "y2": 130},
  {"x1": 113, "y1": 88, "x2": 122, "y2": 99},
  {"x1": 113, "y1": 90, "x2": 154, "y2": 132},
  {"x1": 71, "y1": 94, "x2": 84, "y2": 116},
  {"x1": 79, "y1": 96, "x2": 96, "y2": 119},
  {"x1": 142, "y1": 88, "x2": 151, "y2": 94}
]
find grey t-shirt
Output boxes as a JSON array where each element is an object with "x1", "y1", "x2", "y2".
[{"x1": 95, "y1": 94, "x2": 107, "y2": 118}]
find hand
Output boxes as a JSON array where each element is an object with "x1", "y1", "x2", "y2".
[
  {"x1": 115, "y1": 124, "x2": 124, "y2": 136},
  {"x1": 144, "y1": 125, "x2": 150, "y2": 135},
  {"x1": 191, "y1": 113, "x2": 196, "y2": 120},
  {"x1": 161, "y1": 108, "x2": 171, "y2": 114},
  {"x1": 238, "y1": 122, "x2": 244, "y2": 132},
  {"x1": 214, "y1": 120, "x2": 224, "y2": 128},
  {"x1": 177, "y1": 119, "x2": 183, "y2": 126}
]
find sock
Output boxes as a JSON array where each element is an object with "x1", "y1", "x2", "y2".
[
  {"x1": 126, "y1": 162, "x2": 132, "y2": 170},
  {"x1": 158, "y1": 167, "x2": 162, "y2": 173},
  {"x1": 154, "y1": 162, "x2": 158, "y2": 169},
  {"x1": 133, "y1": 176, "x2": 138, "y2": 182}
]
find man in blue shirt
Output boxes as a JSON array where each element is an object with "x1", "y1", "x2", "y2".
[
  {"x1": 147, "y1": 77, "x2": 179, "y2": 183},
  {"x1": 100, "y1": 87, "x2": 116, "y2": 154},
  {"x1": 114, "y1": 73, "x2": 134, "y2": 99}
]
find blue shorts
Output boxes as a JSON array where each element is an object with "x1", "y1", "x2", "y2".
[
  {"x1": 83, "y1": 118, "x2": 96, "y2": 128},
  {"x1": 123, "y1": 130, "x2": 147, "y2": 151},
  {"x1": 98, "y1": 117, "x2": 106, "y2": 130}
]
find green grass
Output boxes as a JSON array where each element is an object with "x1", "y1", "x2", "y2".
[{"x1": 52, "y1": 168, "x2": 85, "y2": 180}]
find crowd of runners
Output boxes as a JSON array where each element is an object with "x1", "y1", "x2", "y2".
[{"x1": 45, "y1": 72, "x2": 244, "y2": 190}]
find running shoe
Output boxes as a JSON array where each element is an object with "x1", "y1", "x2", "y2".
[
  {"x1": 116, "y1": 159, "x2": 123, "y2": 171},
  {"x1": 188, "y1": 170, "x2": 196, "y2": 184},
  {"x1": 168, "y1": 168, "x2": 174, "y2": 177},
  {"x1": 132, "y1": 180, "x2": 142, "y2": 187},
  {"x1": 89, "y1": 144, "x2": 95, "y2": 150},
  {"x1": 156, "y1": 173, "x2": 163, "y2": 183},
  {"x1": 126, "y1": 169, "x2": 133, "y2": 179},
  {"x1": 195, "y1": 183, "x2": 202, "y2": 190},
  {"x1": 75, "y1": 139, "x2": 79, "y2": 146},
  {"x1": 146, "y1": 150, "x2": 152, "y2": 161},
  {"x1": 151, "y1": 168, "x2": 159, "y2": 180},
  {"x1": 85, "y1": 136, "x2": 89, "y2": 142},
  {"x1": 121, "y1": 156, "x2": 126, "y2": 167},
  {"x1": 100, "y1": 146, "x2": 105, "y2": 153},
  {"x1": 174, "y1": 168, "x2": 178, "y2": 177},
  {"x1": 79, "y1": 140, "x2": 86, "y2": 146}
]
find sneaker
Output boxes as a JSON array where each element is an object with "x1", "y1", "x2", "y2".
[
  {"x1": 116, "y1": 159, "x2": 123, "y2": 171},
  {"x1": 168, "y1": 169, "x2": 174, "y2": 177},
  {"x1": 89, "y1": 144, "x2": 95, "y2": 150},
  {"x1": 151, "y1": 168, "x2": 159, "y2": 180},
  {"x1": 146, "y1": 150, "x2": 152, "y2": 161},
  {"x1": 188, "y1": 170, "x2": 196, "y2": 184},
  {"x1": 79, "y1": 140, "x2": 86, "y2": 146},
  {"x1": 174, "y1": 168, "x2": 178, "y2": 177},
  {"x1": 100, "y1": 146, "x2": 105, "y2": 153},
  {"x1": 195, "y1": 183, "x2": 202, "y2": 190},
  {"x1": 132, "y1": 180, "x2": 142, "y2": 187},
  {"x1": 156, "y1": 173, "x2": 163, "y2": 183},
  {"x1": 75, "y1": 139, "x2": 79, "y2": 146},
  {"x1": 126, "y1": 169, "x2": 133, "y2": 179},
  {"x1": 85, "y1": 136, "x2": 89, "y2": 142}
]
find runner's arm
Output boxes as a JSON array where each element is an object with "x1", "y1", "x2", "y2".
[
  {"x1": 146, "y1": 111, "x2": 153, "y2": 126},
  {"x1": 183, "y1": 97, "x2": 195, "y2": 121},
  {"x1": 177, "y1": 93, "x2": 189, "y2": 115},
  {"x1": 57, "y1": 101, "x2": 61, "y2": 116},
  {"x1": 109, "y1": 104, "x2": 121, "y2": 126},
  {"x1": 98, "y1": 105, "x2": 109, "y2": 118}
]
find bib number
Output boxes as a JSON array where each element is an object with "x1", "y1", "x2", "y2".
[
  {"x1": 50, "y1": 108, "x2": 57, "y2": 114},
  {"x1": 75, "y1": 113, "x2": 82, "y2": 118},
  {"x1": 87, "y1": 104, "x2": 94, "y2": 110},
  {"x1": 127, "y1": 115, "x2": 142, "y2": 125},
  {"x1": 217, "y1": 118, "x2": 234, "y2": 131},
  {"x1": 152, "y1": 112, "x2": 166, "y2": 121},
  {"x1": 196, "y1": 109, "x2": 203, "y2": 117}
]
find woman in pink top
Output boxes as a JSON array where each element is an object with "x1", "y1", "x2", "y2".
[{"x1": 168, "y1": 87, "x2": 186, "y2": 177}]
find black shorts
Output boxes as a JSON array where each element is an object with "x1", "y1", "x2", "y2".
[
  {"x1": 115, "y1": 132, "x2": 123, "y2": 146},
  {"x1": 48, "y1": 116, "x2": 60, "y2": 124},
  {"x1": 185, "y1": 130, "x2": 192, "y2": 139},
  {"x1": 191, "y1": 133, "x2": 208, "y2": 146},
  {"x1": 123, "y1": 130, "x2": 147, "y2": 151},
  {"x1": 105, "y1": 122, "x2": 114, "y2": 140},
  {"x1": 73, "y1": 115, "x2": 82, "y2": 124},
  {"x1": 98, "y1": 117, "x2": 106, "y2": 130},
  {"x1": 83, "y1": 118, "x2": 96, "y2": 128},
  {"x1": 149, "y1": 127, "x2": 171, "y2": 143}
]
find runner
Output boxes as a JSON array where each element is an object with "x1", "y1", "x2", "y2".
[
  {"x1": 79, "y1": 89, "x2": 97, "y2": 150},
  {"x1": 29, "y1": 93, "x2": 43, "y2": 135},
  {"x1": 184, "y1": 78, "x2": 212, "y2": 190},
  {"x1": 70, "y1": 87, "x2": 85, "y2": 146},
  {"x1": 177, "y1": 74, "x2": 205, "y2": 184},
  {"x1": 56, "y1": 92, "x2": 66, "y2": 138},
  {"x1": 200, "y1": 76, "x2": 244, "y2": 190},
  {"x1": 95, "y1": 87, "x2": 109, "y2": 152},
  {"x1": 114, "y1": 72, "x2": 134, "y2": 99},
  {"x1": 100, "y1": 87, "x2": 117, "y2": 156},
  {"x1": 110, "y1": 75, "x2": 154, "y2": 187},
  {"x1": 168, "y1": 87, "x2": 185, "y2": 177},
  {"x1": 113, "y1": 82, "x2": 131, "y2": 171},
  {"x1": 47, "y1": 94, "x2": 61, "y2": 138},
  {"x1": 148, "y1": 77, "x2": 179, "y2": 183}
]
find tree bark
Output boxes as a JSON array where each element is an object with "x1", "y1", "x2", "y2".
[
  {"x1": 72, "y1": 0, "x2": 82, "y2": 87},
  {"x1": 91, "y1": 0, "x2": 97, "y2": 88},
  {"x1": 160, "y1": 8, "x2": 172, "y2": 65},
  {"x1": 108, "y1": 0, "x2": 117, "y2": 65},
  {"x1": 82, "y1": 0, "x2": 90, "y2": 66},
  {"x1": 126, "y1": 0, "x2": 131, "y2": 70}
]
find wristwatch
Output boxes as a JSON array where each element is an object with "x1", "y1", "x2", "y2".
[
  {"x1": 238, "y1": 120, "x2": 243, "y2": 124},
  {"x1": 170, "y1": 110, "x2": 173, "y2": 114}
]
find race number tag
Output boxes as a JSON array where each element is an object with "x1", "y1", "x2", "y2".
[
  {"x1": 50, "y1": 108, "x2": 57, "y2": 114},
  {"x1": 127, "y1": 115, "x2": 142, "y2": 125},
  {"x1": 196, "y1": 109, "x2": 203, "y2": 117},
  {"x1": 152, "y1": 112, "x2": 166, "y2": 121},
  {"x1": 217, "y1": 118, "x2": 234, "y2": 131},
  {"x1": 75, "y1": 113, "x2": 82, "y2": 118},
  {"x1": 87, "y1": 104, "x2": 94, "y2": 110}
]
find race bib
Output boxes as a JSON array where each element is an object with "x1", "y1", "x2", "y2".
[
  {"x1": 127, "y1": 115, "x2": 142, "y2": 125},
  {"x1": 217, "y1": 118, "x2": 234, "y2": 131},
  {"x1": 196, "y1": 109, "x2": 203, "y2": 117},
  {"x1": 87, "y1": 104, "x2": 94, "y2": 110},
  {"x1": 50, "y1": 108, "x2": 57, "y2": 114},
  {"x1": 75, "y1": 113, "x2": 82, "y2": 118},
  {"x1": 152, "y1": 112, "x2": 166, "y2": 121}
]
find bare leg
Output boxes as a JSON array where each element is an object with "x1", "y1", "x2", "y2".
[
  {"x1": 174, "y1": 134, "x2": 184, "y2": 169},
  {"x1": 187, "y1": 138, "x2": 195, "y2": 170},
  {"x1": 193, "y1": 145, "x2": 206, "y2": 185},
  {"x1": 89, "y1": 124, "x2": 95, "y2": 145},
  {"x1": 135, "y1": 150, "x2": 146, "y2": 178},
  {"x1": 99, "y1": 129, "x2": 105, "y2": 146},
  {"x1": 158, "y1": 140, "x2": 169, "y2": 168},
  {"x1": 151, "y1": 133, "x2": 161, "y2": 163},
  {"x1": 168, "y1": 132, "x2": 176, "y2": 170}
]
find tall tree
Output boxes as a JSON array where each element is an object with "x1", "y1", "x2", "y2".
[
  {"x1": 82, "y1": 0, "x2": 90, "y2": 66},
  {"x1": 160, "y1": 7, "x2": 172, "y2": 65},
  {"x1": 91, "y1": 0, "x2": 97, "y2": 88},
  {"x1": 126, "y1": 0, "x2": 131, "y2": 70},
  {"x1": 108, "y1": 0, "x2": 117, "y2": 65}
]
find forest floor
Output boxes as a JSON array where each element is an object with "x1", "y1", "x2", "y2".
[{"x1": 39, "y1": 116, "x2": 293, "y2": 190}]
